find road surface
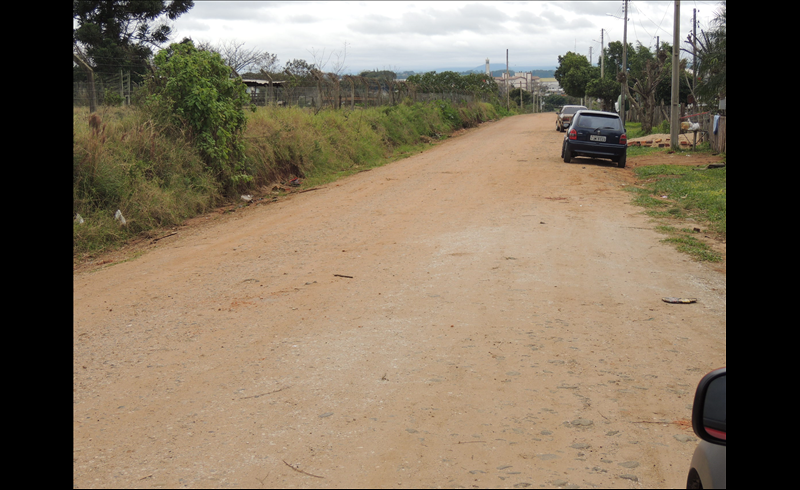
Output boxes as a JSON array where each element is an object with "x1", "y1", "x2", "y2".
[{"x1": 73, "y1": 113, "x2": 726, "y2": 488}]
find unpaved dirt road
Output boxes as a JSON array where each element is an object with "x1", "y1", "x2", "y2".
[{"x1": 73, "y1": 113, "x2": 726, "y2": 489}]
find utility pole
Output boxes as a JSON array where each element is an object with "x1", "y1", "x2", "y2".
[
  {"x1": 670, "y1": 1, "x2": 681, "y2": 151},
  {"x1": 692, "y1": 8, "x2": 697, "y2": 99},
  {"x1": 506, "y1": 49, "x2": 510, "y2": 111},
  {"x1": 620, "y1": 0, "x2": 628, "y2": 126},
  {"x1": 600, "y1": 29, "x2": 604, "y2": 77}
]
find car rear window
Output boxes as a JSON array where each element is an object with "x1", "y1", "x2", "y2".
[
  {"x1": 563, "y1": 106, "x2": 586, "y2": 114},
  {"x1": 575, "y1": 114, "x2": 622, "y2": 130}
]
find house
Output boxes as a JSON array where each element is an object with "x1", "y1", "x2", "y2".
[
  {"x1": 537, "y1": 78, "x2": 563, "y2": 94},
  {"x1": 493, "y1": 72, "x2": 540, "y2": 91},
  {"x1": 241, "y1": 78, "x2": 288, "y2": 105}
]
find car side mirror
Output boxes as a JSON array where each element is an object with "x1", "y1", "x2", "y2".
[{"x1": 692, "y1": 367, "x2": 726, "y2": 446}]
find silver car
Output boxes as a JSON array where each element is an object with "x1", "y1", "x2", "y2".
[
  {"x1": 555, "y1": 105, "x2": 587, "y2": 132},
  {"x1": 687, "y1": 367, "x2": 726, "y2": 489}
]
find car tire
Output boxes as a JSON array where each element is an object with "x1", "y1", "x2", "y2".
[
  {"x1": 617, "y1": 153, "x2": 627, "y2": 168},
  {"x1": 686, "y1": 469, "x2": 702, "y2": 489},
  {"x1": 563, "y1": 144, "x2": 573, "y2": 163}
]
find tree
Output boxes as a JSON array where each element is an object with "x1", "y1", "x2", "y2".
[
  {"x1": 554, "y1": 52, "x2": 596, "y2": 99},
  {"x1": 585, "y1": 77, "x2": 619, "y2": 112},
  {"x1": 73, "y1": 1, "x2": 194, "y2": 82},
  {"x1": 618, "y1": 45, "x2": 671, "y2": 134},
  {"x1": 196, "y1": 39, "x2": 279, "y2": 76},
  {"x1": 684, "y1": 1, "x2": 726, "y2": 103},
  {"x1": 509, "y1": 88, "x2": 532, "y2": 108},
  {"x1": 145, "y1": 40, "x2": 250, "y2": 189}
]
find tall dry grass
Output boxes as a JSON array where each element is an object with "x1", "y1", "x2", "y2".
[{"x1": 73, "y1": 100, "x2": 502, "y2": 257}]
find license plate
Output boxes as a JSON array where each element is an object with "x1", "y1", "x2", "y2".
[{"x1": 590, "y1": 135, "x2": 607, "y2": 142}]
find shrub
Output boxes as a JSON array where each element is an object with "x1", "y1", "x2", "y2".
[{"x1": 143, "y1": 40, "x2": 251, "y2": 191}]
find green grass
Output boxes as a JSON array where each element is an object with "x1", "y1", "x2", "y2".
[
  {"x1": 73, "y1": 106, "x2": 220, "y2": 257},
  {"x1": 74, "y1": 100, "x2": 504, "y2": 260},
  {"x1": 625, "y1": 159, "x2": 725, "y2": 262}
]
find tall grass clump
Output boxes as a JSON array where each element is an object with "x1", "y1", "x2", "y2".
[
  {"x1": 75, "y1": 95, "x2": 504, "y2": 258},
  {"x1": 73, "y1": 106, "x2": 219, "y2": 255},
  {"x1": 242, "y1": 100, "x2": 501, "y2": 188}
]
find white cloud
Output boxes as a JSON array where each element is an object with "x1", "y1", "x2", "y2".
[{"x1": 168, "y1": 1, "x2": 722, "y2": 73}]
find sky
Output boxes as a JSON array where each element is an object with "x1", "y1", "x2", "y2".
[{"x1": 168, "y1": 1, "x2": 723, "y2": 74}]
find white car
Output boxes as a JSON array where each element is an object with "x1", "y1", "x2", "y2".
[{"x1": 687, "y1": 367, "x2": 726, "y2": 489}]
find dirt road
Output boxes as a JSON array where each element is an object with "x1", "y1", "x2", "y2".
[{"x1": 73, "y1": 113, "x2": 726, "y2": 489}]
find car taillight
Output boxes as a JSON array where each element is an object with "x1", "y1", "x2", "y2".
[
  {"x1": 568, "y1": 128, "x2": 577, "y2": 140},
  {"x1": 620, "y1": 133, "x2": 627, "y2": 145}
]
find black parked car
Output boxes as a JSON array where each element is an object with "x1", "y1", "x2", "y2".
[{"x1": 561, "y1": 110, "x2": 628, "y2": 168}]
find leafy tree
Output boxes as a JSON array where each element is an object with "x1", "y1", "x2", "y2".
[
  {"x1": 359, "y1": 70, "x2": 397, "y2": 81},
  {"x1": 509, "y1": 88, "x2": 532, "y2": 107},
  {"x1": 462, "y1": 73, "x2": 498, "y2": 97},
  {"x1": 554, "y1": 52, "x2": 596, "y2": 99},
  {"x1": 599, "y1": 40, "x2": 690, "y2": 130},
  {"x1": 544, "y1": 94, "x2": 568, "y2": 112},
  {"x1": 144, "y1": 40, "x2": 250, "y2": 190},
  {"x1": 619, "y1": 47, "x2": 670, "y2": 134},
  {"x1": 283, "y1": 59, "x2": 316, "y2": 79},
  {"x1": 654, "y1": 42, "x2": 692, "y2": 106},
  {"x1": 585, "y1": 77, "x2": 619, "y2": 112},
  {"x1": 604, "y1": 41, "x2": 633, "y2": 77},
  {"x1": 73, "y1": 0, "x2": 194, "y2": 82}
]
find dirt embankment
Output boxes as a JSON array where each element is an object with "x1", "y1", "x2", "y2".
[{"x1": 74, "y1": 113, "x2": 725, "y2": 489}]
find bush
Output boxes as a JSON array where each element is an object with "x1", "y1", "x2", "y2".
[
  {"x1": 103, "y1": 89, "x2": 124, "y2": 107},
  {"x1": 143, "y1": 40, "x2": 251, "y2": 191}
]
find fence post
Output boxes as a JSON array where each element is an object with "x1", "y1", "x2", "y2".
[{"x1": 73, "y1": 53, "x2": 97, "y2": 113}]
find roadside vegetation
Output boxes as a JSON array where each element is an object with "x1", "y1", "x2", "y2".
[
  {"x1": 622, "y1": 125, "x2": 726, "y2": 262},
  {"x1": 73, "y1": 41, "x2": 504, "y2": 260}
]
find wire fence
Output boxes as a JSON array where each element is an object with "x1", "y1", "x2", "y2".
[
  {"x1": 73, "y1": 72, "x2": 140, "y2": 107},
  {"x1": 74, "y1": 71, "x2": 498, "y2": 110},
  {"x1": 243, "y1": 73, "x2": 497, "y2": 109}
]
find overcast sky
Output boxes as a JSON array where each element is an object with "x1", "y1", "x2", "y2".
[{"x1": 169, "y1": 1, "x2": 723, "y2": 74}]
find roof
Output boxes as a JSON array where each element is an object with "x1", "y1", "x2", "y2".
[{"x1": 241, "y1": 78, "x2": 288, "y2": 86}]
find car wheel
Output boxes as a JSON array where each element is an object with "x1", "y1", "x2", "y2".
[
  {"x1": 617, "y1": 153, "x2": 627, "y2": 168},
  {"x1": 686, "y1": 469, "x2": 703, "y2": 489},
  {"x1": 563, "y1": 144, "x2": 572, "y2": 163}
]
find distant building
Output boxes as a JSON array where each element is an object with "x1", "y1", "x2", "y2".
[
  {"x1": 538, "y1": 78, "x2": 563, "y2": 94},
  {"x1": 494, "y1": 72, "x2": 540, "y2": 91}
]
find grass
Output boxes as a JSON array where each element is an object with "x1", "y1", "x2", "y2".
[
  {"x1": 74, "y1": 100, "x2": 503, "y2": 260},
  {"x1": 73, "y1": 105, "x2": 220, "y2": 257},
  {"x1": 625, "y1": 154, "x2": 726, "y2": 262}
]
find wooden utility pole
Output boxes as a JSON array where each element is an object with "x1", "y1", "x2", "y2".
[
  {"x1": 600, "y1": 29, "x2": 605, "y2": 78},
  {"x1": 620, "y1": 0, "x2": 628, "y2": 126},
  {"x1": 692, "y1": 8, "x2": 697, "y2": 99},
  {"x1": 506, "y1": 49, "x2": 510, "y2": 110},
  {"x1": 670, "y1": 1, "x2": 681, "y2": 150}
]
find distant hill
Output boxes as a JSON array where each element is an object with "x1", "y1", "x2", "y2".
[
  {"x1": 468, "y1": 64, "x2": 556, "y2": 77},
  {"x1": 394, "y1": 66, "x2": 556, "y2": 79}
]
